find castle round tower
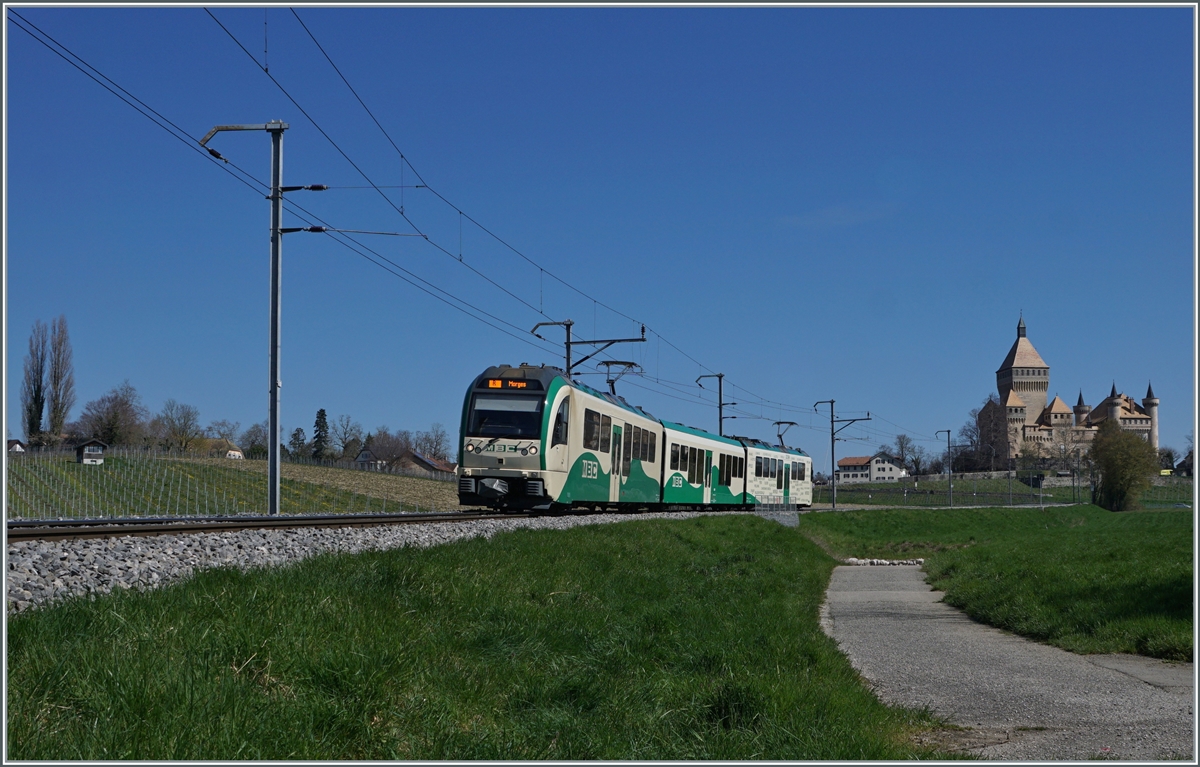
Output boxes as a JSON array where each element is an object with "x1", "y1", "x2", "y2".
[
  {"x1": 1143, "y1": 382, "x2": 1159, "y2": 449},
  {"x1": 1073, "y1": 390, "x2": 1091, "y2": 428},
  {"x1": 1107, "y1": 383, "x2": 1121, "y2": 424}
]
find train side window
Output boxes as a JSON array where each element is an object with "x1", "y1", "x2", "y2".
[
  {"x1": 778, "y1": 463, "x2": 786, "y2": 489},
  {"x1": 648, "y1": 431, "x2": 656, "y2": 463},
  {"x1": 689, "y1": 447, "x2": 699, "y2": 485},
  {"x1": 583, "y1": 409, "x2": 600, "y2": 451},
  {"x1": 671, "y1": 443, "x2": 679, "y2": 470},
  {"x1": 704, "y1": 452, "x2": 712, "y2": 488},
  {"x1": 755, "y1": 456, "x2": 762, "y2": 477},
  {"x1": 638, "y1": 427, "x2": 647, "y2": 462},
  {"x1": 771, "y1": 458, "x2": 777, "y2": 479},
  {"x1": 632, "y1": 427, "x2": 642, "y2": 461},
  {"x1": 797, "y1": 462, "x2": 806, "y2": 481},
  {"x1": 599, "y1": 415, "x2": 611, "y2": 452},
  {"x1": 552, "y1": 398, "x2": 570, "y2": 447}
]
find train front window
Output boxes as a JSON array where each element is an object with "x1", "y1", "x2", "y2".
[{"x1": 468, "y1": 395, "x2": 543, "y2": 438}]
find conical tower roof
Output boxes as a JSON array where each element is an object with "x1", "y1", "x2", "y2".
[
  {"x1": 1110, "y1": 382, "x2": 1118, "y2": 399},
  {"x1": 1047, "y1": 395, "x2": 1072, "y2": 414},
  {"x1": 1076, "y1": 390, "x2": 1086, "y2": 408},
  {"x1": 1146, "y1": 381, "x2": 1156, "y2": 399},
  {"x1": 997, "y1": 317, "x2": 1048, "y2": 372}
]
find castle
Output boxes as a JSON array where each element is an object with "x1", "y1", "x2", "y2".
[{"x1": 980, "y1": 317, "x2": 1159, "y2": 462}]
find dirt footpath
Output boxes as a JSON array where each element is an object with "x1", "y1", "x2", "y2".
[{"x1": 820, "y1": 565, "x2": 1194, "y2": 760}]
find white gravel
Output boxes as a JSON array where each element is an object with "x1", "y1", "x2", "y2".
[{"x1": 6, "y1": 511, "x2": 745, "y2": 614}]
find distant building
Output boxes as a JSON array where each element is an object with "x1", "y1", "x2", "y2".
[
  {"x1": 7, "y1": 439, "x2": 26, "y2": 454},
  {"x1": 979, "y1": 316, "x2": 1160, "y2": 463},
  {"x1": 354, "y1": 446, "x2": 389, "y2": 471},
  {"x1": 75, "y1": 438, "x2": 107, "y2": 465},
  {"x1": 837, "y1": 452, "x2": 907, "y2": 484}
]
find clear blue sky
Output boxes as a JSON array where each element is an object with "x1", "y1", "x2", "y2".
[{"x1": 5, "y1": 6, "x2": 1196, "y2": 470}]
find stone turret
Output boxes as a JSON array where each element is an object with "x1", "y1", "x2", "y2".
[
  {"x1": 1143, "y1": 382, "x2": 1159, "y2": 449},
  {"x1": 1073, "y1": 390, "x2": 1091, "y2": 428},
  {"x1": 1107, "y1": 383, "x2": 1121, "y2": 424}
]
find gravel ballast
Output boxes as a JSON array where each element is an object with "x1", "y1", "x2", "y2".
[{"x1": 6, "y1": 511, "x2": 744, "y2": 614}]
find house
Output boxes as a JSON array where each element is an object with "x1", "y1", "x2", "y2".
[
  {"x1": 1176, "y1": 451, "x2": 1194, "y2": 478},
  {"x1": 7, "y1": 439, "x2": 26, "y2": 454},
  {"x1": 837, "y1": 453, "x2": 907, "y2": 484},
  {"x1": 354, "y1": 446, "x2": 389, "y2": 471},
  {"x1": 75, "y1": 438, "x2": 108, "y2": 465},
  {"x1": 407, "y1": 451, "x2": 456, "y2": 475}
]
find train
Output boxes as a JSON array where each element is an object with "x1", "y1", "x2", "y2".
[{"x1": 457, "y1": 363, "x2": 813, "y2": 511}]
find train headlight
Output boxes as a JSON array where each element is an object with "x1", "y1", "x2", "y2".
[
  {"x1": 528, "y1": 446, "x2": 538, "y2": 455},
  {"x1": 520, "y1": 448, "x2": 528, "y2": 456},
  {"x1": 465, "y1": 443, "x2": 476, "y2": 453}
]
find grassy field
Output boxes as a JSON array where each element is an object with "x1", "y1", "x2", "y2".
[
  {"x1": 6, "y1": 515, "x2": 956, "y2": 760},
  {"x1": 797, "y1": 505, "x2": 1193, "y2": 660},
  {"x1": 6, "y1": 453, "x2": 466, "y2": 520},
  {"x1": 812, "y1": 476, "x2": 1192, "y2": 509}
]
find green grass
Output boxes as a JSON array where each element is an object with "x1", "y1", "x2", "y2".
[
  {"x1": 813, "y1": 476, "x2": 1193, "y2": 508},
  {"x1": 797, "y1": 505, "x2": 1193, "y2": 660},
  {"x1": 6, "y1": 515, "x2": 956, "y2": 760}
]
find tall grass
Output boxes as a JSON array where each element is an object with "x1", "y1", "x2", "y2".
[
  {"x1": 797, "y1": 506, "x2": 1193, "y2": 660},
  {"x1": 6, "y1": 516, "x2": 954, "y2": 760}
]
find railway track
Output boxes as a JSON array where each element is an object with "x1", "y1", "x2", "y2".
[{"x1": 6, "y1": 510, "x2": 530, "y2": 543}]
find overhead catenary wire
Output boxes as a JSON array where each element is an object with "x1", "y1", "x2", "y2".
[
  {"x1": 205, "y1": 7, "x2": 550, "y2": 322},
  {"x1": 8, "y1": 10, "x2": 562, "y2": 361}
]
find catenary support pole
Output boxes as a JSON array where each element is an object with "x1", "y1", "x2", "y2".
[{"x1": 268, "y1": 121, "x2": 285, "y2": 516}]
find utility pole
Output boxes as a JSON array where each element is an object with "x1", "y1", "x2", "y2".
[
  {"x1": 697, "y1": 374, "x2": 737, "y2": 436},
  {"x1": 936, "y1": 429, "x2": 953, "y2": 508},
  {"x1": 531, "y1": 321, "x2": 645, "y2": 378},
  {"x1": 200, "y1": 121, "x2": 324, "y2": 516},
  {"x1": 814, "y1": 400, "x2": 871, "y2": 511}
]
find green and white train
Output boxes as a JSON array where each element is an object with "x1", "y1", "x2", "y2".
[{"x1": 458, "y1": 363, "x2": 813, "y2": 511}]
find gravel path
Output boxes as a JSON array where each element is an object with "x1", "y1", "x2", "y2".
[
  {"x1": 6, "y1": 511, "x2": 742, "y2": 614},
  {"x1": 821, "y1": 565, "x2": 1195, "y2": 760}
]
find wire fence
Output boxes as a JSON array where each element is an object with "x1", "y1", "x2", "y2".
[{"x1": 6, "y1": 447, "x2": 454, "y2": 522}]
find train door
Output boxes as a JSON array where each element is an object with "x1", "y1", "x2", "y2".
[
  {"x1": 547, "y1": 396, "x2": 571, "y2": 473},
  {"x1": 704, "y1": 450, "x2": 713, "y2": 503},
  {"x1": 619, "y1": 425, "x2": 635, "y2": 502},
  {"x1": 610, "y1": 423, "x2": 623, "y2": 502}
]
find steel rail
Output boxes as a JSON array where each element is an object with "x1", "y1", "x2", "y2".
[{"x1": 6, "y1": 510, "x2": 530, "y2": 543}]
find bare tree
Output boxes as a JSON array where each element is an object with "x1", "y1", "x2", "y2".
[
  {"x1": 414, "y1": 423, "x2": 450, "y2": 462},
  {"x1": 240, "y1": 421, "x2": 269, "y2": 459},
  {"x1": 46, "y1": 315, "x2": 75, "y2": 445},
  {"x1": 157, "y1": 399, "x2": 203, "y2": 451},
  {"x1": 368, "y1": 426, "x2": 412, "y2": 464},
  {"x1": 331, "y1": 414, "x2": 364, "y2": 457},
  {"x1": 20, "y1": 320, "x2": 48, "y2": 443},
  {"x1": 907, "y1": 444, "x2": 929, "y2": 477},
  {"x1": 208, "y1": 419, "x2": 241, "y2": 443},
  {"x1": 76, "y1": 381, "x2": 148, "y2": 446}
]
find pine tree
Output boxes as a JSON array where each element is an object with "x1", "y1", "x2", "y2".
[{"x1": 312, "y1": 409, "x2": 329, "y2": 459}]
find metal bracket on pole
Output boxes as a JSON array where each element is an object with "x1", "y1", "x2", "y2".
[
  {"x1": 815, "y1": 400, "x2": 871, "y2": 511},
  {"x1": 698, "y1": 373, "x2": 736, "y2": 437},
  {"x1": 202, "y1": 121, "x2": 291, "y2": 516},
  {"x1": 532, "y1": 321, "x2": 646, "y2": 378}
]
